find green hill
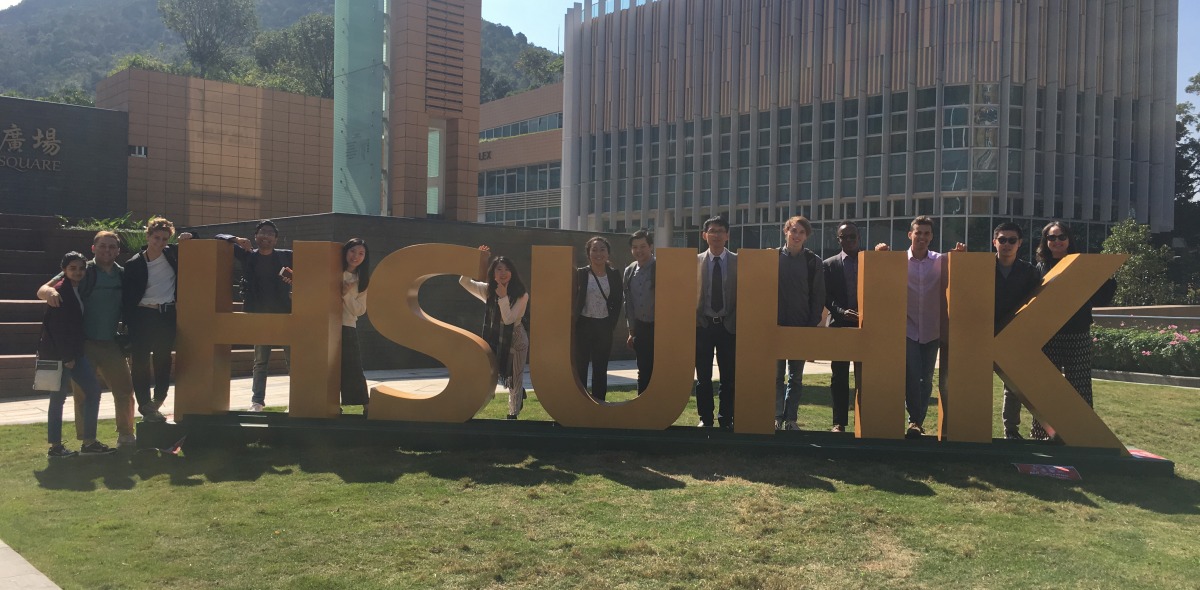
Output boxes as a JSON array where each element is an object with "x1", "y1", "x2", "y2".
[{"x1": 0, "y1": 0, "x2": 557, "y2": 102}]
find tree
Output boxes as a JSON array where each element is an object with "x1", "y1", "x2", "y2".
[
  {"x1": 109, "y1": 53, "x2": 177, "y2": 77},
  {"x1": 158, "y1": 0, "x2": 258, "y2": 78},
  {"x1": 513, "y1": 47, "x2": 561, "y2": 89},
  {"x1": 480, "y1": 66, "x2": 515, "y2": 103},
  {"x1": 252, "y1": 13, "x2": 334, "y2": 98},
  {"x1": 1, "y1": 87, "x2": 94, "y2": 106},
  {"x1": 38, "y1": 87, "x2": 94, "y2": 106},
  {"x1": 1101, "y1": 218, "x2": 1177, "y2": 306}
]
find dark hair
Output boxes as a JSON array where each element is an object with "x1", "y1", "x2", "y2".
[
  {"x1": 993, "y1": 221, "x2": 1023, "y2": 239},
  {"x1": 629, "y1": 229, "x2": 654, "y2": 246},
  {"x1": 342, "y1": 238, "x2": 371, "y2": 291},
  {"x1": 487, "y1": 256, "x2": 526, "y2": 302},
  {"x1": 60, "y1": 251, "x2": 86, "y2": 269},
  {"x1": 910, "y1": 215, "x2": 934, "y2": 231},
  {"x1": 703, "y1": 216, "x2": 730, "y2": 232},
  {"x1": 255, "y1": 220, "x2": 278, "y2": 235},
  {"x1": 1037, "y1": 221, "x2": 1078, "y2": 263},
  {"x1": 585, "y1": 236, "x2": 612, "y2": 267},
  {"x1": 836, "y1": 221, "x2": 858, "y2": 233}
]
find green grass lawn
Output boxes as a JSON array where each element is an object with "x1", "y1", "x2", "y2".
[{"x1": 1, "y1": 375, "x2": 1197, "y2": 589}]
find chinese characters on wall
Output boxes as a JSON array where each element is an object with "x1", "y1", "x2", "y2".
[{"x1": 0, "y1": 122, "x2": 64, "y2": 172}]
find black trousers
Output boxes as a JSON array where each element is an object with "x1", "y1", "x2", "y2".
[
  {"x1": 631, "y1": 319, "x2": 655, "y2": 394},
  {"x1": 695, "y1": 321, "x2": 736, "y2": 427},
  {"x1": 340, "y1": 326, "x2": 369, "y2": 405},
  {"x1": 129, "y1": 305, "x2": 176, "y2": 412},
  {"x1": 829, "y1": 361, "x2": 862, "y2": 428},
  {"x1": 575, "y1": 316, "x2": 614, "y2": 401}
]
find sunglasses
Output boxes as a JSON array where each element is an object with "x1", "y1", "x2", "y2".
[
  {"x1": 1045, "y1": 234, "x2": 1069, "y2": 242},
  {"x1": 995, "y1": 237, "x2": 1020, "y2": 245},
  {"x1": 837, "y1": 234, "x2": 858, "y2": 240}
]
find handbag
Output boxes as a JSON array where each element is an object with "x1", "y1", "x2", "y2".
[{"x1": 33, "y1": 357, "x2": 64, "y2": 391}]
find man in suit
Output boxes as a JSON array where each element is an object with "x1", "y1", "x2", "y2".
[
  {"x1": 823, "y1": 221, "x2": 862, "y2": 433},
  {"x1": 695, "y1": 216, "x2": 737, "y2": 429}
]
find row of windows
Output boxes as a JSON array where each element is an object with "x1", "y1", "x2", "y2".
[
  {"x1": 596, "y1": 210, "x2": 1108, "y2": 262},
  {"x1": 480, "y1": 113, "x2": 564, "y2": 142},
  {"x1": 482, "y1": 206, "x2": 562, "y2": 228},
  {"x1": 479, "y1": 162, "x2": 563, "y2": 196}
]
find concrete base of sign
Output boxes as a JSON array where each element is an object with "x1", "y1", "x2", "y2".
[{"x1": 136, "y1": 414, "x2": 1175, "y2": 478}]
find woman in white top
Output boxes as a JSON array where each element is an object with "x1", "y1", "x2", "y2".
[
  {"x1": 572, "y1": 236, "x2": 624, "y2": 401},
  {"x1": 340, "y1": 238, "x2": 371, "y2": 413},
  {"x1": 459, "y1": 246, "x2": 530, "y2": 419}
]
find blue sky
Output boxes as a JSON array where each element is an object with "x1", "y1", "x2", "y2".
[{"x1": 3, "y1": 0, "x2": 1198, "y2": 105}]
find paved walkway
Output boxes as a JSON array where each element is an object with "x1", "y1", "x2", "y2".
[
  {"x1": 0, "y1": 357, "x2": 834, "y2": 588},
  {"x1": 0, "y1": 358, "x2": 837, "y2": 426}
]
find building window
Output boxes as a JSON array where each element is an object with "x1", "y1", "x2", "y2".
[{"x1": 129, "y1": 145, "x2": 148, "y2": 158}]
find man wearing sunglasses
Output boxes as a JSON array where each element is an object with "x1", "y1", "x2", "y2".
[{"x1": 992, "y1": 221, "x2": 1041, "y2": 440}]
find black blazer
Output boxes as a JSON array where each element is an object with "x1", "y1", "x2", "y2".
[
  {"x1": 823, "y1": 251, "x2": 859, "y2": 327},
  {"x1": 121, "y1": 244, "x2": 181, "y2": 317},
  {"x1": 573, "y1": 266, "x2": 624, "y2": 329},
  {"x1": 37, "y1": 281, "x2": 86, "y2": 363}
]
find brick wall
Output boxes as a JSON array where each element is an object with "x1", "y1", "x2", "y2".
[{"x1": 96, "y1": 69, "x2": 333, "y2": 227}]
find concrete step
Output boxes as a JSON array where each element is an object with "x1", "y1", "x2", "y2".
[
  {"x1": 0, "y1": 250, "x2": 63, "y2": 274},
  {"x1": 0, "y1": 228, "x2": 46, "y2": 252},
  {"x1": 0, "y1": 349, "x2": 288, "y2": 399},
  {"x1": 0, "y1": 300, "x2": 46, "y2": 323},
  {"x1": 0, "y1": 213, "x2": 60, "y2": 231},
  {"x1": 0, "y1": 273, "x2": 49, "y2": 301},
  {"x1": 0, "y1": 323, "x2": 40, "y2": 355}
]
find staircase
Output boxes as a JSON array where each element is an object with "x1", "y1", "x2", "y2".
[{"x1": 0, "y1": 214, "x2": 284, "y2": 399}]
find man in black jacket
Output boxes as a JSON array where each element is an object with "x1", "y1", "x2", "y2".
[
  {"x1": 992, "y1": 222, "x2": 1041, "y2": 439},
  {"x1": 216, "y1": 220, "x2": 293, "y2": 411},
  {"x1": 121, "y1": 217, "x2": 195, "y2": 422},
  {"x1": 823, "y1": 221, "x2": 862, "y2": 433}
]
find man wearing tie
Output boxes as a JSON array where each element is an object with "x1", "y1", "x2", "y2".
[{"x1": 695, "y1": 216, "x2": 737, "y2": 430}]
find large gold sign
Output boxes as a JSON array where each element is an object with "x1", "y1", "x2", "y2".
[{"x1": 175, "y1": 241, "x2": 1128, "y2": 451}]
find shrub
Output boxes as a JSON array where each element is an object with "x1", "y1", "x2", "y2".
[{"x1": 1091, "y1": 326, "x2": 1200, "y2": 377}]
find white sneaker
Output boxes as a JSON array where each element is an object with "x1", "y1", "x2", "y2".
[
  {"x1": 117, "y1": 433, "x2": 137, "y2": 448},
  {"x1": 774, "y1": 419, "x2": 784, "y2": 431},
  {"x1": 250, "y1": 403, "x2": 265, "y2": 412}
]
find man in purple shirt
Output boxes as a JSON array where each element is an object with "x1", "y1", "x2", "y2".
[{"x1": 876, "y1": 216, "x2": 964, "y2": 438}]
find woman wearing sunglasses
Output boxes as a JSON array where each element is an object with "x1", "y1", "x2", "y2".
[{"x1": 1030, "y1": 221, "x2": 1117, "y2": 440}]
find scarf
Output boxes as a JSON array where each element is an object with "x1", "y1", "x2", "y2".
[{"x1": 483, "y1": 293, "x2": 517, "y2": 381}]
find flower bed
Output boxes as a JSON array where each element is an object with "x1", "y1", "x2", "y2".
[{"x1": 1091, "y1": 325, "x2": 1200, "y2": 377}]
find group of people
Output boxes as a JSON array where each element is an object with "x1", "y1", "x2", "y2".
[
  {"x1": 575, "y1": 214, "x2": 1110, "y2": 439},
  {"x1": 37, "y1": 218, "x2": 375, "y2": 457},
  {"x1": 37, "y1": 214, "x2": 1110, "y2": 457},
  {"x1": 37, "y1": 219, "x2": 192, "y2": 457}
]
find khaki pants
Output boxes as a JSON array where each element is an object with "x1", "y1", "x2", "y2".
[{"x1": 71, "y1": 340, "x2": 136, "y2": 440}]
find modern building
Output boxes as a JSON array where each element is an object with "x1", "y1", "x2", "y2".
[
  {"x1": 477, "y1": 82, "x2": 564, "y2": 227},
  {"x1": 552, "y1": 0, "x2": 1178, "y2": 255}
]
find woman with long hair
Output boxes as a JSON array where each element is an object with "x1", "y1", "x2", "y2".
[
  {"x1": 1030, "y1": 221, "x2": 1116, "y2": 439},
  {"x1": 573, "y1": 236, "x2": 624, "y2": 401},
  {"x1": 340, "y1": 238, "x2": 371, "y2": 414},
  {"x1": 459, "y1": 246, "x2": 530, "y2": 419}
]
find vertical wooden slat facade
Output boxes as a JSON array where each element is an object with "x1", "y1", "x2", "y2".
[{"x1": 561, "y1": 0, "x2": 1177, "y2": 240}]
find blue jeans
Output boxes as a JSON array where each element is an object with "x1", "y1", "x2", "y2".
[
  {"x1": 251, "y1": 345, "x2": 290, "y2": 405},
  {"x1": 905, "y1": 339, "x2": 939, "y2": 426},
  {"x1": 48, "y1": 355, "x2": 102, "y2": 444},
  {"x1": 775, "y1": 359, "x2": 806, "y2": 421}
]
